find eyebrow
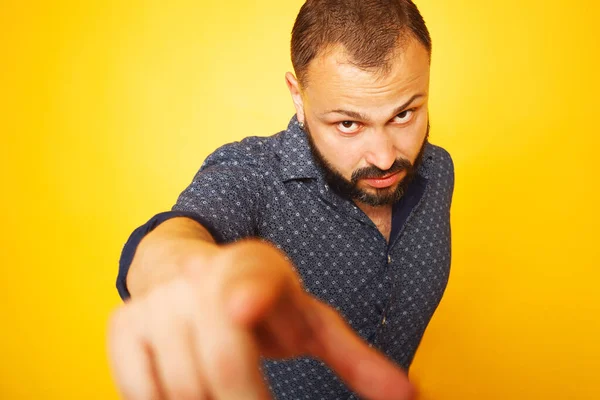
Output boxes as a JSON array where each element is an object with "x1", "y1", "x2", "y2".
[{"x1": 322, "y1": 93, "x2": 426, "y2": 121}]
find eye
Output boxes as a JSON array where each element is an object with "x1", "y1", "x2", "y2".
[
  {"x1": 337, "y1": 120, "x2": 361, "y2": 134},
  {"x1": 393, "y1": 109, "x2": 416, "y2": 124}
]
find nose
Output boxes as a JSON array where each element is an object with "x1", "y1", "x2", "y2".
[{"x1": 363, "y1": 129, "x2": 396, "y2": 171}]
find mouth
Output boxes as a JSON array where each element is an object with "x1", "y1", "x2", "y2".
[{"x1": 362, "y1": 170, "x2": 406, "y2": 189}]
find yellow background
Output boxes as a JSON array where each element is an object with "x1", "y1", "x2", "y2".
[{"x1": 1, "y1": 0, "x2": 599, "y2": 398}]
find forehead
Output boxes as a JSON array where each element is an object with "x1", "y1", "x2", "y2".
[{"x1": 303, "y1": 38, "x2": 430, "y2": 112}]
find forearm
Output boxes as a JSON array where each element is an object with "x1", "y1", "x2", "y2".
[{"x1": 127, "y1": 217, "x2": 220, "y2": 298}]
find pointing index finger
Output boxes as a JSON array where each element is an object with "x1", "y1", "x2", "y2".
[{"x1": 304, "y1": 300, "x2": 415, "y2": 400}]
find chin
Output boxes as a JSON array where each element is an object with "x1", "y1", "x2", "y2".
[
  {"x1": 354, "y1": 181, "x2": 405, "y2": 206},
  {"x1": 360, "y1": 187, "x2": 396, "y2": 199}
]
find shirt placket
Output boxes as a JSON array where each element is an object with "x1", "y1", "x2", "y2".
[{"x1": 372, "y1": 183, "x2": 429, "y2": 350}]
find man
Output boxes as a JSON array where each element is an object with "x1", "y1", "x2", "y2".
[{"x1": 109, "y1": 0, "x2": 454, "y2": 399}]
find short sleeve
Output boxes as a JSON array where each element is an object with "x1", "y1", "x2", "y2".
[{"x1": 116, "y1": 142, "x2": 267, "y2": 301}]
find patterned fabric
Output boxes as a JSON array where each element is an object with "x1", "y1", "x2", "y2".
[{"x1": 119, "y1": 115, "x2": 455, "y2": 399}]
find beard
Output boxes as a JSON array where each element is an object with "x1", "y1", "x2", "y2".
[{"x1": 303, "y1": 120, "x2": 430, "y2": 207}]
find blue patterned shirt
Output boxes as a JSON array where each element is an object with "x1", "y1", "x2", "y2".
[{"x1": 117, "y1": 115, "x2": 455, "y2": 399}]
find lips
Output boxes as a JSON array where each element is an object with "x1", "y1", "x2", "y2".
[{"x1": 362, "y1": 170, "x2": 405, "y2": 189}]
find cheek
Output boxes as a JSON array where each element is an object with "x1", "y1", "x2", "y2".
[
  {"x1": 392, "y1": 135, "x2": 420, "y2": 161},
  {"x1": 320, "y1": 133, "x2": 364, "y2": 178},
  {"x1": 392, "y1": 116, "x2": 428, "y2": 161}
]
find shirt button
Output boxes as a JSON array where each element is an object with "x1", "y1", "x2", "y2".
[
  {"x1": 387, "y1": 254, "x2": 391, "y2": 264},
  {"x1": 382, "y1": 315, "x2": 387, "y2": 325}
]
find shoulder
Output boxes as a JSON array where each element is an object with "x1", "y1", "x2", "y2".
[
  {"x1": 419, "y1": 142, "x2": 455, "y2": 201},
  {"x1": 201, "y1": 135, "x2": 276, "y2": 171},
  {"x1": 419, "y1": 142, "x2": 454, "y2": 197},
  {"x1": 422, "y1": 142, "x2": 454, "y2": 173},
  {"x1": 419, "y1": 142, "x2": 454, "y2": 180}
]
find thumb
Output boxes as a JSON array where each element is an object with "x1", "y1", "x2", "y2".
[
  {"x1": 225, "y1": 271, "x2": 288, "y2": 326},
  {"x1": 213, "y1": 239, "x2": 298, "y2": 327},
  {"x1": 304, "y1": 299, "x2": 415, "y2": 400}
]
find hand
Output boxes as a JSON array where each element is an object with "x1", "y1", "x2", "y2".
[{"x1": 108, "y1": 239, "x2": 415, "y2": 399}]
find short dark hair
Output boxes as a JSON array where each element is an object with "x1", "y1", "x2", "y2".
[{"x1": 291, "y1": 0, "x2": 432, "y2": 87}]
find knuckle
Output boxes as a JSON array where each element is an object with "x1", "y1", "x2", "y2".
[
  {"x1": 210, "y1": 346, "x2": 243, "y2": 389},
  {"x1": 145, "y1": 288, "x2": 190, "y2": 339},
  {"x1": 150, "y1": 278, "x2": 195, "y2": 317},
  {"x1": 165, "y1": 385, "x2": 205, "y2": 400}
]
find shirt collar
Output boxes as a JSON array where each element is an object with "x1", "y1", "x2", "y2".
[
  {"x1": 276, "y1": 115, "x2": 321, "y2": 182},
  {"x1": 276, "y1": 114, "x2": 435, "y2": 183}
]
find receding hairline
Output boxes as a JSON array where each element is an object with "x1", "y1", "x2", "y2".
[
  {"x1": 297, "y1": 32, "x2": 430, "y2": 90},
  {"x1": 290, "y1": 0, "x2": 433, "y2": 90}
]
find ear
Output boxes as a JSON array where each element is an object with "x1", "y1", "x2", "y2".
[{"x1": 285, "y1": 72, "x2": 305, "y2": 124}]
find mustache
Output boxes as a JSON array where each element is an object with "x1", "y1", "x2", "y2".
[{"x1": 351, "y1": 158, "x2": 413, "y2": 182}]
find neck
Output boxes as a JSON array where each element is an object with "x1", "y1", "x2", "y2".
[{"x1": 354, "y1": 201, "x2": 393, "y2": 242}]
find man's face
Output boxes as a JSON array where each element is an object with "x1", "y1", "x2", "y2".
[
  {"x1": 287, "y1": 37, "x2": 431, "y2": 206},
  {"x1": 304, "y1": 118, "x2": 428, "y2": 206}
]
